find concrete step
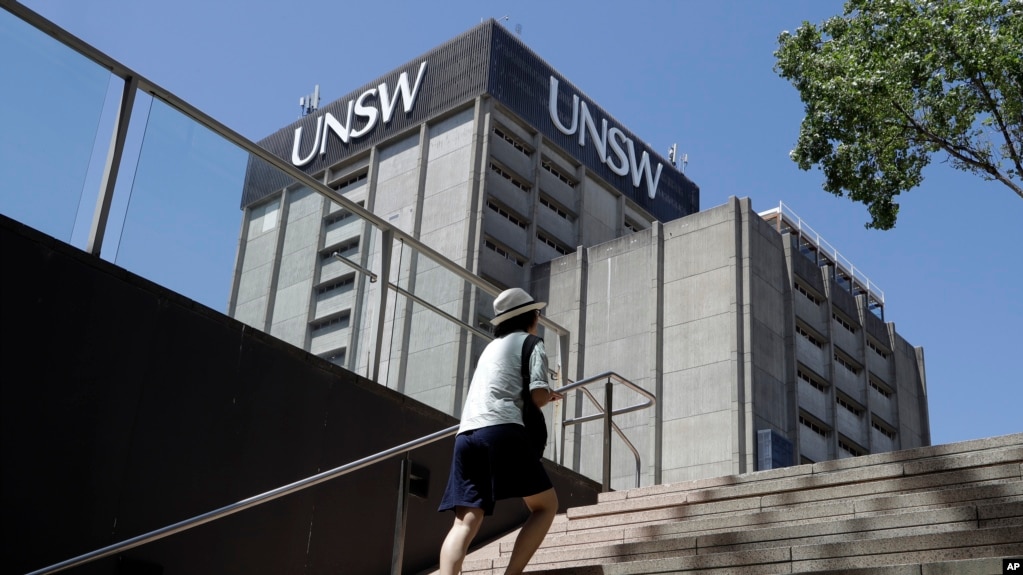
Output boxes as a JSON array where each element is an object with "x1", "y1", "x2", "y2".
[
  {"x1": 596, "y1": 433, "x2": 1023, "y2": 505},
  {"x1": 563, "y1": 469, "x2": 1021, "y2": 535},
  {"x1": 502, "y1": 508, "x2": 1022, "y2": 573},
  {"x1": 495, "y1": 525, "x2": 1021, "y2": 574},
  {"x1": 574, "y1": 444, "x2": 1023, "y2": 523},
  {"x1": 451, "y1": 434, "x2": 1023, "y2": 575},
  {"x1": 531, "y1": 501, "x2": 1023, "y2": 558}
]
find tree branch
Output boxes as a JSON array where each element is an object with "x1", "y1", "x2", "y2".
[
  {"x1": 968, "y1": 75, "x2": 1023, "y2": 179},
  {"x1": 892, "y1": 101, "x2": 1023, "y2": 199}
]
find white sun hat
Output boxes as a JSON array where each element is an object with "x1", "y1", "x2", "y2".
[{"x1": 491, "y1": 287, "x2": 547, "y2": 325}]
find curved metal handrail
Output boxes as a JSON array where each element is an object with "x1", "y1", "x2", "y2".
[
  {"x1": 575, "y1": 386, "x2": 643, "y2": 488},
  {"x1": 558, "y1": 371, "x2": 656, "y2": 424},
  {"x1": 554, "y1": 371, "x2": 655, "y2": 490}
]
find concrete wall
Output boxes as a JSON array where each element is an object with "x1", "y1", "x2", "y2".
[
  {"x1": 0, "y1": 215, "x2": 599, "y2": 575},
  {"x1": 537, "y1": 197, "x2": 929, "y2": 487}
]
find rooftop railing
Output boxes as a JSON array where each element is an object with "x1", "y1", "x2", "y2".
[{"x1": 759, "y1": 201, "x2": 885, "y2": 316}]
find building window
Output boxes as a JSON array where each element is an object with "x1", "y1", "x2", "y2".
[
  {"x1": 489, "y1": 161, "x2": 531, "y2": 192},
  {"x1": 311, "y1": 311, "x2": 351, "y2": 333},
  {"x1": 867, "y1": 340, "x2": 890, "y2": 360},
  {"x1": 324, "y1": 209, "x2": 354, "y2": 226},
  {"x1": 493, "y1": 126, "x2": 531, "y2": 156},
  {"x1": 325, "y1": 200, "x2": 364, "y2": 226},
  {"x1": 836, "y1": 394, "x2": 864, "y2": 417},
  {"x1": 798, "y1": 369, "x2": 828, "y2": 392},
  {"x1": 798, "y1": 236, "x2": 818, "y2": 264},
  {"x1": 316, "y1": 274, "x2": 355, "y2": 296},
  {"x1": 331, "y1": 171, "x2": 367, "y2": 192},
  {"x1": 836, "y1": 270, "x2": 854, "y2": 294},
  {"x1": 539, "y1": 194, "x2": 574, "y2": 222},
  {"x1": 487, "y1": 199, "x2": 528, "y2": 229},
  {"x1": 797, "y1": 324, "x2": 824, "y2": 348},
  {"x1": 799, "y1": 413, "x2": 830, "y2": 438},
  {"x1": 795, "y1": 282, "x2": 822, "y2": 305},
  {"x1": 624, "y1": 218, "x2": 644, "y2": 233},
  {"x1": 484, "y1": 237, "x2": 525, "y2": 267},
  {"x1": 537, "y1": 231, "x2": 571, "y2": 255},
  {"x1": 321, "y1": 237, "x2": 360, "y2": 260},
  {"x1": 872, "y1": 417, "x2": 897, "y2": 440},
  {"x1": 833, "y1": 312, "x2": 858, "y2": 334},
  {"x1": 834, "y1": 353, "x2": 861, "y2": 375},
  {"x1": 869, "y1": 376, "x2": 893, "y2": 398},
  {"x1": 541, "y1": 158, "x2": 577, "y2": 187},
  {"x1": 835, "y1": 355, "x2": 860, "y2": 375},
  {"x1": 839, "y1": 437, "x2": 866, "y2": 457}
]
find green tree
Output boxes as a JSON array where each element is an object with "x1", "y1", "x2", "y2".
[{"x1": 775, "y1": 0, "x2": 1023, "y2": 229}]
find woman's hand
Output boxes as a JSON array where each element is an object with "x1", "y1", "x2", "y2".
[{"x1": 531, "y1": 388, "x2": 563, "y2": 408}]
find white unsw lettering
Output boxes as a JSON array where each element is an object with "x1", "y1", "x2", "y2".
[
  {"x1": 291, "y1": 61, "x2": 428, "y2": 166},
  {"x1": 548, "y1": 76, "x2": 662, "y2": 198}
]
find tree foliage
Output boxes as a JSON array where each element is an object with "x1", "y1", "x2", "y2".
[{"x1": 775, "y1": 0, "x2": 1023, "y2": 229}]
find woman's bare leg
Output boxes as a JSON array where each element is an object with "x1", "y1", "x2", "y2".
[
  {"x1": 504, "y1": 488, "x2": 558, "y2": 575},
  {"x1": 439, "y1": 506, "x2": 484, "y2": 575}
]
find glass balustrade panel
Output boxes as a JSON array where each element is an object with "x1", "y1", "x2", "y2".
[{"x1": 0, "y1": 7, "x2": 112, "y2": 245}]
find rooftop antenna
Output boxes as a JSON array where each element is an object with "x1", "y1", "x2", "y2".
[
  {"x1": 299, "y1": 85, "x2": 320, "y2": 117},
  {"x1": 668, "y1": 143, "x2": 689, "y2": 173}
]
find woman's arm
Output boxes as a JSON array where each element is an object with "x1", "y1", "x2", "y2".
[{"x1": 528, "y1": 340, "x2": 563, "y2": 407}]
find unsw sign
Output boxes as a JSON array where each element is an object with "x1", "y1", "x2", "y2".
[
  {"x1": 290, "y1": 62, "x2": 429, "y2": 167},
  {"x1": 548, "y1": 76, "x2": 663, "y2": 199}
]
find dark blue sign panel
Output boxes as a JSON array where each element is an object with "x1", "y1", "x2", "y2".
[{"x1": 242, "y1": 20, "x2": 698, "y2": 223}]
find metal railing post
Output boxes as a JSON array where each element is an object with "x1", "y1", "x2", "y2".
[
  {"x1": 371, "y1": 229, "x2": 394, "y2": 383},
  {"x1": 391, "y1": 454, "x2": 411, "y2": 575},
  {"x1": 86, "y1": 74, "x2": 138, "y2": 256},
  {"x1": 602, "y1": 379, "x2": 613, "y2": 492}
]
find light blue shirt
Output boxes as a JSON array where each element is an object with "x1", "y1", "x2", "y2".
[{"x1": 458, "y1": 332, "x2": 551, "y2": 434}]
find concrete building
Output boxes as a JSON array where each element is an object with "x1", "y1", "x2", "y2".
[
  {"x1": 536, "y1": 198, "x2": 929, "y2": 487},
  {"x1": 229, "y1": 19, "x2": 928, "y2": 489}
]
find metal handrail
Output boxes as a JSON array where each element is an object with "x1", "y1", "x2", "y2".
[
  {"x1": 27, "y1": 371, "x2": 650, "y2": 574},
  {"x1": 555, "y1": 371, "x2": 655, "y2": 490},
  {"x1": 572, "y1": 382, "x2": 642, "y2": 484},
  {"x1": 1, "y1": 1, "x2": 574, "y2": 376},
  {"x1": 26, "y1": 425, "x2": 460, "y2": 575},
  {"x1": 2, "y1": 5, "x2": 649, "y2": 572}
]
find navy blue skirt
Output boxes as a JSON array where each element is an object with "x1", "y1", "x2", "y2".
[{"x1": 438, "y1": 423, "x2": 553, "y2": 516}]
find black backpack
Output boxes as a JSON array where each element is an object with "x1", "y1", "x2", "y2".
[{"x1": 520, "y1": 334, "x2": 547, "y2": 458}]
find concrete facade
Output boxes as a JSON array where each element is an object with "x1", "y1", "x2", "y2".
[
  {"x1": 534, "y1": 198, "x2": 929, "y2": 488},
  {"x1": 229, "y1": 21, "x2": 928, "y2": 489}
]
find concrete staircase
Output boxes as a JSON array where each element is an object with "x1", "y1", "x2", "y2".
[{"x1": 457, "y1": 433, "x2": 1023, "y2": 574}]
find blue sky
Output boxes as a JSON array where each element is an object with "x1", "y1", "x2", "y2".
[{"x1": 8, "y1": 0, "x2": 1022, "y2": 446}]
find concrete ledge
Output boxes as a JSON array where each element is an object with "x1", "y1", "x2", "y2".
[
  {"x1": 793, "y1": 542, "x2": 1023, "y2": 573},
  {"x1": 811, "y1": 434, "x2": 1023, "y2": 474},
  {"x1": 790, "y1": 526, "x2": 1020, "y2": 560},
  {"x1": 623, "y1": 500, "x2": 856, "y2": 542},
  {"x1": 696, "y1": 506, "x2": 980, "y2": 552},
  {"x1": 902, "y1": 447, "x2": 1023, "y2": 476},
  {"x1": 527, "y1": 546, "x2": 793, "y2": 575},
  {"x1": 566, "y1": 495, "x2": 762, "y2": 531},
  {"x1": 852, "y1": 481, "x2": 1023, "y2": 514},
  {"x1": 762, "y1": 466, "x2": 1021, "y2": 509},
  {"x1": 920, "y1": 557, "x2": 1008, "y2": 575}
]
